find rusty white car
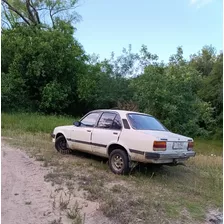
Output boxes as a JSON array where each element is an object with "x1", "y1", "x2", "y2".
[{"x1": 51, "y1": 109, "x2": 196, "y2": 174}]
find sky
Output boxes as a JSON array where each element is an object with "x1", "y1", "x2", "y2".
[{"x1": 75, "y1": 0, "x2": 223, "y2": 62}]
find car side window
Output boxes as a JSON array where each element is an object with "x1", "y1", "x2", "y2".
[
  {"x1": 97, "y1": 113, "x2": 116, "y2": 129},
  {"x1": 111, "y1": 115, "x2": 122, "y2": 130},
  {"x1": 81, "y1": 112, "x2": 100, "y2": 127}
]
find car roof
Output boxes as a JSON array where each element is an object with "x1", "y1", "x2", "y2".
[{"x1": 91, "y1": 109, "x2": 151, "y2": 117}]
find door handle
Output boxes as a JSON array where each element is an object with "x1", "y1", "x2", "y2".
[
  {"x1": 87, "y1": 130, "x2": 91, "y2": 132},
  {"x1": 113, "y1": 132, "x2": 118, "y2": 135}
]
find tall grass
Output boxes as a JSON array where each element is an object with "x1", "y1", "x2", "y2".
[
  {"x1": 194, "y1": 138, "x2": 223, "y2": 156},
  {"x1": 2, "y1": 112, "x2": 222, "y2": 156},
  {"x1": 1, "y1": 112, "x2": 79, "y2": 134}
]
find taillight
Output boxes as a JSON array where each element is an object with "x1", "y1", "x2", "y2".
[
  {"x1": 153, "y1": 141, "x2": 166, "y2": 151},
  {"x1": 188, "y1": 141, "x2": 194, "y2": 151}
]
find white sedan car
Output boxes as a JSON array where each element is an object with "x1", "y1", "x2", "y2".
[{"x1": 51, "y1": 109, "x2": 196, "y2": 174}]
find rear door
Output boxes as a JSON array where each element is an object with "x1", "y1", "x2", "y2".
[{"x1": 91, "y1": 112, "x2": 122, "y2": 156}]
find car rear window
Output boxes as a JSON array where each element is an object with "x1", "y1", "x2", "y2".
[{"x1": 127, "y1": 113, "x2": 167, "y2": 131}]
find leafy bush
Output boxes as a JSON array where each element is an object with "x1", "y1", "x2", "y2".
[{"x1": 1, "y1": 23, "x2": 87, "y2": 114}]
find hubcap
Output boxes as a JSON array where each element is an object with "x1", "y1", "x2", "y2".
[
  {"x1": 59, "y1": 139, "x2": 66, "y2": 150},
  {"x1": 112, "y1": 154, "x2": 124, "y2": 171}
]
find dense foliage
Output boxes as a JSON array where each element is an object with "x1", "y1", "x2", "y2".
[{"x1": 1, "y1": 3, "x2": 222, "y2": 139}]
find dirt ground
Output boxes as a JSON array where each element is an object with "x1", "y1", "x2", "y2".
[
  {"x1": 2, "y1": 139, "x2": 223, "y2": 224},
  {"x1": 1, "y1": 140, "x2": 112, "y2": 224}
]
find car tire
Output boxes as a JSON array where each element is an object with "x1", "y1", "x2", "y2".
[
  {"x1": 55, "y1": 135, "x2": 71, "y2": 154},
  {"x1": 109, "y1": 149, "x2": 130, "y2": 175}
]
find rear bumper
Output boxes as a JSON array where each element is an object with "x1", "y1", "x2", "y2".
[{"x1": 145, "y1": 151, "x2": 196, "y2": 163}]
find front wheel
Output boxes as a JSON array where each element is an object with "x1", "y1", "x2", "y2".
[
  {"x1": 55, "y1": 135, "x2": 71, "y2": 154},
  {"x1": 109, "y1": 149, "x2": 130, "y2": 175}
]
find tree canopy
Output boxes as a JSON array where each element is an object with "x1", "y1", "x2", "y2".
[{"x1": 1, "y1": 0, "x2": 81, "y2": 28}]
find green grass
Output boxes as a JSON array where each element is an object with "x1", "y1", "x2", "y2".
[
  {"x1": 2, "y1": 112, "x2": 222, "y2": 156},
  {"x1": 194, "y1": 138, "x2": 223, "y2": 156},
  {"x1": 1, "y1": 112, "x2": 79, "y2": 134},
  {"x1": 1, "y1": 112, "x2": 223, "y2": 224},
  {"x1": 1, "y1": 112, "x2": 222, "y2": 141}
]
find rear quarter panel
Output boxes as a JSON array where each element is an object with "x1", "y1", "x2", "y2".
[{"x1": 118, "y1": 129, "x2": 156, "y2": 162}]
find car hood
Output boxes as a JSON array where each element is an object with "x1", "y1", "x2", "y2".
[{"x1": 139, "y1": 130, "x2": 192, "y2": 141}]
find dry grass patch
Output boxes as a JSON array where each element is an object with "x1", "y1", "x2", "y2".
[
  {"x1": 67, "y1": 201, "x2": 85, "y2": 224},
  {"x1": 50, "y1": 217, "x2": 62, "y2": 224},
  {"x1": 59, "y1": 193, "x2": 71, "y2": 210},
  {"x1": 2, "y1": 126, "x2": 222, "y2": 224}
]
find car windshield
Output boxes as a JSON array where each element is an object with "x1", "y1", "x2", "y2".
[{"x1": 127, "y1": 113, "x2": 167, "y2": 131}]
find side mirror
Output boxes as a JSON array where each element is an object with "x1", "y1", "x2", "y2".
[{"x1": 73, "y1": 121, "x2": 81, "y2": 127}]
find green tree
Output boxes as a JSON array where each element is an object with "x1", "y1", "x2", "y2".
[
  {"x1": 1, "y1": 0, "x2": 81, "y2": 28},
  {"x1": 131, "y1": 47, "x2": 214, "y2": 137},
  {"x1": 1, "y1": 23, "x2": 87, "y2": 114},
  {"x1": 190, "y1": 46, "x2": 223, "y2": 138},
  {"x1": 77, "y1": 58, "x2": 134, "y2": 111},
  {"x1": 189, "y1": 45, "x2": 216, "y2": 76},
  {"x1": 197, "y1": 52, "x2": 223, "y2": 138}
]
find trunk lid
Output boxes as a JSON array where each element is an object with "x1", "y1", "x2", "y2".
[{"x1": 140, "y1": 130, "x2": 192, "y2": 151}]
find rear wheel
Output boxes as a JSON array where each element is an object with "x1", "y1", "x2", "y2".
[
  {"x1": 55, "y1": 135, "x2": 71, "y2": 154},
  {"x1": 109, "y1": 149, "x2": 129, "y2": 175}
]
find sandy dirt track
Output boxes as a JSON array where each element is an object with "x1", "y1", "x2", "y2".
[
  {"x1": 1, "y1": 140, "x2": 112, "y2": 224},
  {"x1": 1, "y1": 141, "x2": 63, "y2": 224}
]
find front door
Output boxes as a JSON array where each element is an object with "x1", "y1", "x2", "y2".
[
  {"x1": 91, "y1": 112, "x2": 122, "y2": 156},
  {"x1": 70, "y1": 112, "x2": 101, "y2": 152}
]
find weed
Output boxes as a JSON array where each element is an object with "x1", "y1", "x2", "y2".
[
  {"x1": 3, "y1": 151, "x2": 6, "y2": 157},
  {"x1": 35, "y1": 154, "x2": 45, "y2": 161},
  {"x1": 52, "y1": 196, "x2": 56, "y2": 210},
  {"x1": 185, "y1": 201, "x2": 205, "y2": 220},
  {"x1": 45, "y1": 171, "x2": 74, "y2": 186},
  {"x1": 50, "y1": 217, "x2": 62, "y2": 224},
  {"x1": 101, "y1": 196, "x2": 119, "y2": 217},
  {"x1": 67, "y1": 201, "x2": 83, "y2": 223},
  {"x1": 50, "y1": 160, "x2": 60, "y2": 166},
  {"x1": 43, "y1": 161, "x2": 49, "y2": 167},
  {"x1": 111, "y1": 184, "x2": 127, "y2": 193},
  {"x1": 66, "y1": 181, "x2": 75, "y2": 191},
  {"x1": 84, "y1": 184, "x2": 103, "y2": 201},
  {"x1": 25, "y1": 201, "x2": 32, "y2": 205},
  {"x1": 55, "y1": 187, "x2": 64, "y2": 192},
  {"x1": 59, "y1": 193, "x2": 71, "y2": 210},
  {"x1": 164, "y1": 202, "x2": 181, "y2": 218}
]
